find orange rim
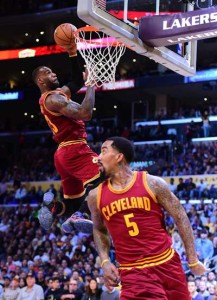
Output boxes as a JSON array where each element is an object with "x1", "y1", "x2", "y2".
[
  {"x1": 74, "y1": 26, "x2": 125, "y2": 47},
  {"x1": 75, "y1": 26, "x2": 99, "y2": 33}
]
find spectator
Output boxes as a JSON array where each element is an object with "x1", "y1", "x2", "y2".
[
  {"x1": 14, "y1": 184, "x2": 27, "y2": 203},
  {"x1": 176, "y1": 177, "x2": 187, "y2": 199},
  {"x1": 44, "y1": 277, "x2": 63, "y2": 300},
  {"x1": 196, "y1": 179, "x2": 210, "y2": 199},
  {"x1": 188, "y1": 279, "x2": 204, "y2": 300},
  {"x1": 36, "y1": 270, "x2": 46, "y2": 291},
  {"x1": 207, "y1": 284, "x2": 215, "y2": 299},
  {"x1": 171, "y1": 231, "x2": 185, "y2": 259},
  {"x1": 0, "y1": 284, "x2": 3, "y2": 298},
  {"x1": 186, "y1": 177, "x2": 197, "y2": 199},
  {"x1": 168, "y1": 178, "x2": 177, "y2": 194},
  {"x1": 162, "y1": 167, "x2": 175, "y2": 177},
  {"x1": 2, "y1": 275, "x2": 20, "y2": 300},
  {"x1": 100, "y1": 285, "x2": 120, "y2": 300},
  {"x1": 2, "y1": 275, "x2": 11, "y2": 296},
  {"x1": 198, "y1": 280, "x2": 210, "y2": 300},
  {"x1": 18, "y1": 271, "x2": 44, "y2": 300},
  {"x1": 0, "y1": 179, "x2": 7, "y2": 204},
  {"x1": 210, "y1": 209, "x2": 217, "y2": 224},
  {"x1": 44, "y1": 278, "x2": 52, "y2": 298},
  {"x1": 202, "y1": 110, "x2": 211, "y2": 137},
  {"x1": 61, "y1": 279, "x2": 83, "y2": 300},
  {"x1": 195, "y1": 229, "x2": 214, "y2": 265},
  {"x1": 46, "y1": 184, "x2": 57, "y2": 198},
  {"x1": 207, "y1": 272, "x2": 217, "y2": 288},
  {"x1": 81, "y1": 278, "x2": 102, "y2": 300},
  {"x1": 71, "y1": 271, "x2": 85, "y2": 293},
  {"x1": 61, "y1": 260, "x2": 72, "y2": 278}
]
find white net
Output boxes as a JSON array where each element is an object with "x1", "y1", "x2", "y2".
[{"x1": 75, "y1": 27, "x2": 126, "y2": 87}]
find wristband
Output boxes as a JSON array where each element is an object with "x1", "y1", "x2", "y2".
[
  {"x1": 188, "y1": 261, "x2": 200, "y2": 267},
  {"x1": 101, "y1": 259, "x2": 110, "y2": 267},
  {"x1": 69, "y1": 53, "x2": 77, "y2": 57}
]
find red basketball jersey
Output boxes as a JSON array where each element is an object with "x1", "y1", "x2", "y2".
[
  {"x1": 97, "y1": 171, "x2": 172, "y2": 267},
  {"x1": 39, "y1": 90, "x2": 87, "y2": 144}
]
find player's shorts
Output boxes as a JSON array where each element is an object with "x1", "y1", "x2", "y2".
[
  {"x1": 119, "y1": 251, "x2": 190, "y2": 300},
  {"x1": 54, "y1": 141, "x2": 101, "y2": 199}
]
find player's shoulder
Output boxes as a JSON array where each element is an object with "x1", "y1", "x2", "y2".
[
  {"x1": 45, "y1": 89, "x2": 68, "y2": 103},
  {"x1": 146, "y1": 173, "x2": 169, "y2": 190},
  {"x1": 88, "y1": 186, "x2": 99, "y2": 198}
]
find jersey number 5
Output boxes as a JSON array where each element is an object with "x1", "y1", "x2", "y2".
[{"x1": 124, "y1": 213, "x2": 139, "y2": 237}]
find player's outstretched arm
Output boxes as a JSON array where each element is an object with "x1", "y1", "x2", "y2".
[
  {"x1": 146, "y1": 174, "x2": 209, "y2": 276},
  {"x1": 88, "y1": 189, "x2": 120, "y2": 286},
  {"x1": 58, "y1": 40, "x2": 84, "y2": 98}
]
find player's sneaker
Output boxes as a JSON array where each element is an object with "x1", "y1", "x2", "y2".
[
  {"x1": 38, "y1": 192, "x2": 54, "y2": 230},
  {"x1": 61, "y1": 211, "x2": 93, "y2": 234}
]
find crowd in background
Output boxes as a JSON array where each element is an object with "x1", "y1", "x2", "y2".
[
  {"x1": 0, "y1": 189, "x2": 217, "y2": 298},
  {"x1": 0, "y1": 134, "x2": 216, "y2": 298},
  {"x1": 0, "y1": 136, "x2": 217, "y2": 196}
]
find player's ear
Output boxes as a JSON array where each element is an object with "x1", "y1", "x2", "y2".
[
  {"x1": 116, "y1": 153, "x2": 124, "y2": 163},
  {"x1": 38, "y1": 76, "x2": 44, "y2": 85}
]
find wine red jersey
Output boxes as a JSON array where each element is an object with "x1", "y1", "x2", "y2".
[
  {"x1": 97, "y1": 171, "x2": 172, "y2": 268},
  {"x1": 39, "y1": 90, "x2": 87, "y2": 144}
]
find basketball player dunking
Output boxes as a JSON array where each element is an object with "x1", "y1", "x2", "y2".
[
  {"x1": 32, "y1": 40, "x2": 105, "y2": 234},
  {"x1": 88, "y1": 136, "x2": 209, "y2": 300}
]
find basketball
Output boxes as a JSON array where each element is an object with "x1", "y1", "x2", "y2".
[{"x1": 54, "y1": 23, "x2": 77, "y2": 49}]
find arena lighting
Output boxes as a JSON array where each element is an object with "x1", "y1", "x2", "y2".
[
  {"x1": 0, "y1": 92, "x2": 23, "y2": 101},
  {"x1": 192, "y1": 136, "x2": 217, "y2": 142},
  {"x1": 134, "y1": 140, "x2": 172, "y2": 145},
  {"x1": 185, "y1": 68, "x2": 217, "y2": 83},
  {"x1": 136, "y1": 116, "x2": 217, "y2": 127}
]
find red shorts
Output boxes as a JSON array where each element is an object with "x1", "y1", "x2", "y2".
[
  {"x1": 119, "y1": 252, "x2": 190, "y2": 300},
  {"x1": 54, "y1": 142, "x2": 100, "y2": 198}
]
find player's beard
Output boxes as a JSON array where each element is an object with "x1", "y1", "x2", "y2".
[
  {"x1": 99, "y1": 169, "x2": 109, "y2": 181},
  {"x1": 48, "y1": 81, "x2": 60, "y2": 90}
]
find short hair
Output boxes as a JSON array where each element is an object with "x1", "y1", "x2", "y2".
[
  {"x1": 51, "y1": 277, "x2": 59, "y2": 282},
  {"x1": 106, "y1": 136, "x2": 134, "y2": 163},
  {"x1": 188, "y1": 279, "x2": 196, "y2": 284},
  {"x1": 32, "y1": 66, "x2": 44, "y2": 84}
]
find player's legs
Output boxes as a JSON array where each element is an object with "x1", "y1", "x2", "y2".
[
  {"x1": 61, "y1": 173, "x2": 107, "y2": 233},
  {"x1": 38, "y1": 143, "x2": 102, "y2": 233},
  {"x1": 120, "y1": 268, "x2": 168, "y2": 300},
  {"x1": 55, "y1": 143, "x2": 102, "y2": 232},
  {"x1": 158, "y1": 251, "x2": 191, "y2": 300},
  {"x1": 119, "y1": 252, "x2": 190, "y2": 300},
  {"x1": 55, "y1": 142, "x2": 100, "y2": 198}
]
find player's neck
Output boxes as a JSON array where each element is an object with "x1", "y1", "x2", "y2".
[{"x1": 110, "y1": 167, "x2": 133, "y2": 190}]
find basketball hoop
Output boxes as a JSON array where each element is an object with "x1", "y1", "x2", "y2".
[{"x1": 74, "y1": 26, "x2": 126, "y2": 87}]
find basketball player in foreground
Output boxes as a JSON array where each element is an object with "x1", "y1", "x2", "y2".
[
  {"x1": 32, "y1": 35, "x2": 105, "y2": 234},
  {"x1": 88, "y1": 137, "x2": 209, "y2": 299}
]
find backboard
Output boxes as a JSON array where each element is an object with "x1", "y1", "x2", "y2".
[{"x1": 77, "y1": 0, "x2": 197, "y2": 76}]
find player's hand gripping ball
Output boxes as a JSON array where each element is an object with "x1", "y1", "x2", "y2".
[{"x1": 54, "y1": 23, "x2": 77, "y2": 53}]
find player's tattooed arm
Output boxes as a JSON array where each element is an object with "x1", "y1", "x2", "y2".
[
  {"x1": 147, "y1": 174, "x2": 198, "y2": 264},
  {"x1": 87, "y1": 188, "x2": 111, "y2": 261},
  {"x1": 45, "y1": 87, "x2": 95, "y2": 120}
]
